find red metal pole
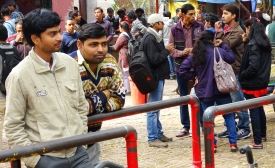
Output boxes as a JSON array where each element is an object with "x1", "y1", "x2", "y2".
[
  {"x1": 156, "y1": 0, "x2": 159, "y2": 13},
  {"x1": 190, "y1": 97, "x2": 202, "y2": 168},
  {"x1": 125, "y1": 131, "x2": 138, "y2": 168},
  {"x1": 204, "y1": 122, "x2": 215, "y2": 168}
]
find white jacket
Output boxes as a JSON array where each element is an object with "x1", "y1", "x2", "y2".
[{"x1": 159, "y1": 17, "x2": 175, "y2": 47}]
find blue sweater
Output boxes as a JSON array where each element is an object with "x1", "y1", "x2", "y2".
[
  {"x1": 179, "y1": 43, "x2": 235, "y2": 102},
  {"x1": 61, "y1": 31, "x2": 78, "y2": 54}
]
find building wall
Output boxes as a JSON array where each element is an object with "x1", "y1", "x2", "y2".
[{"x1": 52, "y1": 0, "x2": 74, "y2": 31}]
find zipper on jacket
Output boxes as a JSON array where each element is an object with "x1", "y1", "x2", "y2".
[{"x1": 52, "y1": 71, "x2": 71, "y2": 157}]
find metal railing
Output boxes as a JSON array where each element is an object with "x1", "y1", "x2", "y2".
[
  {"x1": 0, "y1": 126, "x2": 138, "y2": 168},
  {"x1": 203, "y1": 95, "x2": 275, "y2": 168},
  {"x1": 88, "y1": 95, "x2": 202, "y2": 168},
  {"x1": 239, "y1": 145, "x2": 258, "y2": 168}
]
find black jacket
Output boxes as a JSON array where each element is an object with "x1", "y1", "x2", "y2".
[
  {"x1": 141, "y1": 31, "x2": 170, "y2": 80},
  {"x1": 239, "y1": 39, "x2": 271, "y2": 90}
]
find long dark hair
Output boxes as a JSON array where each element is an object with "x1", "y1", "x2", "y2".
[
  {"x1": 120, "y1": 21, "x2": 132, "y2": 38},
  {"x1": 245, "y1": 17, "x2": 271, "y2": 51},
  {"x1": 192, "y1": 30, "x2": 215, "y2": 67}
]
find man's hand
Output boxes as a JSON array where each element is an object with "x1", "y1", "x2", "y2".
[
  {"x1": 182, "y1": 48, "x2": 191, "y2": 56},
  {"x1": 214, "y1": 39, "x2": 223, "y2": 47},
  {"x1": 214, "y1": 21, "x2": 222, "y2": 30},
  {"x1": 15, "y1": 34, "x2": 23, "y2": 43},
  {"x1": 166, "y1": 43, "x2": 174, "y2": 52}
]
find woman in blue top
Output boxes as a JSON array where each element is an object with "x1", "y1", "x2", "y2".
[{"x1": 179, "y1": 29, "x2": 238, "y2": 152}]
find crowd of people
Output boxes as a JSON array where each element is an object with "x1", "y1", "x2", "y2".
[{"x1": 0, "y1": 0, "x2": 274, "y2": 167}]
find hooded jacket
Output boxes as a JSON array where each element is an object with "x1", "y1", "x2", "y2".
[{"x1": 160, "y1": 17, "x2": 175, "y2": 47}]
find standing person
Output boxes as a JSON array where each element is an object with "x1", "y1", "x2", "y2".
[
  {"x1": 179, "y1": 29, "x2": 238, "y2": 152},
  {"x1": 266, "y1": 14, "x2": 275, "y2": 42},
  {"x1": 204, "y1": 13, "x2": 219, "y2": 29},
  {"x1": 70, "y1": 23, "x2": 125, "y2": 163},
  {"x1": 3, "y1": 0, "x2": 23, "y2": 20},
  {"x1": 143, "y1": 13, "x2": 174, "y2": 148},
  {"x1": 169, "y1": 4, "x2": 204, "y2": 137},
  {"x1": 92, "y1": 7, "x2": 114, "y2": 42},
  {"x1": 239, "y1": 17, "x2": 271, "y2": 149},
  {"x1": 105, "y1": 7, "x2": 119, "y2": 32},
  {"x1": 135, "y1": 8, "x2": 147, "y2": 27},
  {"x1": 0, "y1": 24, "x2": 21, "y2": 151},
  {"x1": 172, "y1": 8, "x2": 182, "y2": 23},
  {"x1": 128, "y1": 11, "x2": 147, "y2": 42},
  {"x1": 1, "y1": 6, "x2": 16, "y2": 36},
  {"x1": 69, "y1": 10, "x2": 82, "y2": 32},
  {"x1": 113, "y1": 21, "x2": 131, "y2": 94},
  {"x1": 10, "y1": 18, "x2": 31, "y2": 60},
  {"x1": 61, "y1": 18, "x2": 79, "y2": 54},
  {"x1": 4, "y1": 8, "x2": 92, "y2": 168},
  {"x1": 117, "y1": 8, "x2": 131, "y2": 28},
  {"x1": 161, "y1": 11, "x2": 175, "y2": 79},
  {"x1": 215, "y1": 3, "x2": 251, "y2": 140},
  {"x1": 73, "y1": 6, "x2": 87, "y2": 26}
]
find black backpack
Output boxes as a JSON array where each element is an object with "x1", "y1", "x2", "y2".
[
  {"x1": 129, "y1": 34, "x2": 158, "y2": 94},
  {"x1": 122, "y1": 34, "x2": 140, "y2": 64},
  {"x1": 0, "y1": 44, "x2": 21, "y2": 95}
]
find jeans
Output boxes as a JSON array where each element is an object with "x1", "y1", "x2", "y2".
[
  {"x1": 168, "y1": 56, "x2": 175, "y2": 76},
  {"x1": 201, "y1": 96, "x2": 237, "y2": 145},
  {"x1": 28, "y1": 146, "x2": 93, "y2": 168},
  {"x1": 175, "y1": 72, "x2": 190, "y2": 130},
  {"x1": 147, "y1": 80, "x2": 164, "y2": 142},
  {"x1": 244, "y1": 94, "x2": 266, "y2": 144},
  {"x1": 229, "y1": 74, "x2": 250, "y2": 131}
]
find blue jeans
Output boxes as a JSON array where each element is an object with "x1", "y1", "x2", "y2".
[
  {"x1": 175, "y1": 72, "x2": 190, "y2": 130},
  {"x1": 201, "y1": 96, "x2": 237, "y2": 145},
  {"x1": 147, "y1": 80, "x2": 164, "y2": 142},
  {"x1": 244, "y1": 94, "x2": 266, "y2": 144},
  {"x1": 229, "y1": 74, "x2": 250, "y2": 131},
  {"x1": 168, "y1": 56, "x2": 175, "y2": 76}
]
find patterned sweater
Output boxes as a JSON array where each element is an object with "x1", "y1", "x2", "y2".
[{"x1": 70, "y1": 50, "x2": 125, "y2": 132}]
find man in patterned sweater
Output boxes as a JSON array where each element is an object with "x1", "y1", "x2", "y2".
[{"x1": 70, "y1": 23, "x2": 125, "y2": 165}]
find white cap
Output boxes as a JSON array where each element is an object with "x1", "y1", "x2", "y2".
[{"x1": 147, "y1": 14, "x2": 164, "y2": 26}]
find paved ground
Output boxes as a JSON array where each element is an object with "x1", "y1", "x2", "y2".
[{"x1": 1, "y1": 79, "x2": 275, "y2": 167}]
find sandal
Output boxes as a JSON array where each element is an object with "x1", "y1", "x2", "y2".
[
  {"x1": 230, "y1": 144, "x2": 238, "y2": 152},
  {"x1": 249, "y1": 143, "x2": 263, "y2": 149},
  {"x1": 176, "y1": 129, "x2": 189, "y2": 137}
]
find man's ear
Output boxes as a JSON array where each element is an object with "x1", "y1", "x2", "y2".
[
  {"x1": 31, "y1": 34, "x2": 39, "y2": 45},
  {"x1": 77, "y1": 40, "x2": 83, "y2": 50},
  {"x1": 232, "y1": 14, "x2": 236, "y2": 20}
]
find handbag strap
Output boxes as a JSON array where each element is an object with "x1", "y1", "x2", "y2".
[{"x1": 213, "y1": 47, "x2": 223, "y2": 64}]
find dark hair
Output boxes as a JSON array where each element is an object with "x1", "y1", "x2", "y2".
[
  {"x1": 117, "y1": 8, "x2": 125, "y2": 14},
  {"x1": 119, "y1": 21, "x2": 131, "y2": 37},
  {"x1": 181, "y1": 4, "x2": 195, "y2": 14},
  {"x1": 15, "y1": 18, "x2": 23, "y2": 26},
  {"x1": 204, "y1": 13, "x2": 219, "y2": 27},
  {"x1": 222, "y1": 3, "x2": 239, "y2": 21},
  {"x1": 0, "y1": 24, "x2": 8, "y2": 41},
  {"x1": 94, "y1": 7, "x2": 103, "y2": 13},
  {"x1": 245, "y1": 17, "x2": 271, "y2": 51},
  {"x1": 23, "y1": 8, "x2": 61, "y2": 46},
  {"x1": 135, "y1": 8, "x2": 144, "y2": 14},
  {"x1": 78, "y1": 23, "x2": 107, "y2": 43},
  {"x1": 1, "y1": 6, "x2": 10, "y2": 16},
  {"x1": 163, "y1": 11, "x2": 171, "y2": 19},
  {"x1": 65, "y1": 17, "x2": 74, "y2": 24},
  {"x1": 107, "y1": 7, "x2": 114, "y2": 13},
  {"x1": 176, "y1": 8, "x2": 181, "y2": 13},
  {"x1": 192, "y1": 30, "x2": 215, "y2": 66},
  {"x1": 69, "y1": 11, "x2": 79, "y2": 19},
  {"x1": 128, "y1": 11, "x2": 137, "y2": 20},
  {"x1": 74, "y1": 6, "x2": 78, "y2": 11}
]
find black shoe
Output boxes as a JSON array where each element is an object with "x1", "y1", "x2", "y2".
[
  {"x1": 218, "y1": 129, "x2": 228, "y2": 138},
  {"x1": 237, "y1": 129, "x2": 251, "y2": 140}
]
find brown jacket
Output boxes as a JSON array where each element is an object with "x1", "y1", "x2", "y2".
[{"x1": 216, "y1": 23, "x2": 244, "y2": 74}]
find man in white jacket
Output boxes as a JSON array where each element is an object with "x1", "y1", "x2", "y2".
[{"x1": 160, "y1": 11, "x2": 176, "y2": 79}]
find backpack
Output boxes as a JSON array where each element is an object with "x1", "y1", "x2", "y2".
[
  {"x1": 129, "y1": 34, "x2": 158, "y2": 94},
  {"x1": 0, "y1": 44, "x2": 21, "y2": 95},
  {"x1": 122, "y1": 34, "x2": 140, "y2": 64},
  {"x1": 213, "y1": 47, "x2": 239, "y2": 93}
]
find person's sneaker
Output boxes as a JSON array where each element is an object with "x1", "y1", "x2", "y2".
[
  {"x1": 262, "y1": 137, "x2": 267, "y2": 142},
  {"x1": 148, "y1": 139, "x2": 168, "y2": 148},
  {"x1": 249, "y1": 142, "x2": 263, "y2": 149},
  {"x1": 237, "y1": 129, "x2": 251, "y2": 140},
  {"x1": 160, "y1": 135, "x2": 173, "y2": 142},
  {"x1": 218, "y1": 128, "x2": 229, "y2": 138}
]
